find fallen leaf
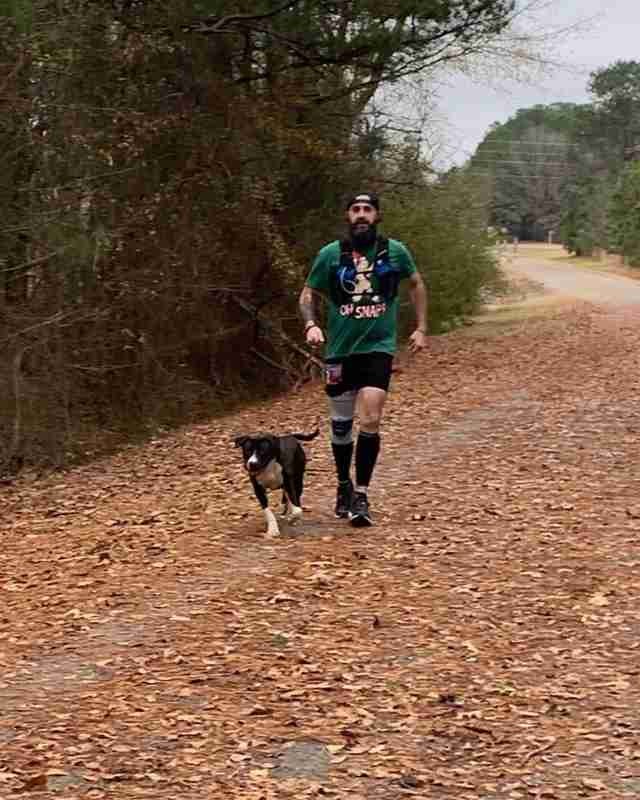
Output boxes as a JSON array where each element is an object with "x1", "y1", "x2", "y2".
[{"x1": 582, "y1": 778, "x2": 607, "y2": 791}]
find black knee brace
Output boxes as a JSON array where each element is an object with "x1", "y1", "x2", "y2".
[{"x1": 331, "y1": 417, "x2": 354, "y2": 445}]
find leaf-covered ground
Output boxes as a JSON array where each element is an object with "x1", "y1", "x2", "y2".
[{"x1": 3, "y1": 264, "x2": 640, "y2": 798}]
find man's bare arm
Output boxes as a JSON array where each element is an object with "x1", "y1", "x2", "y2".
[
  {"x1": 299, "y1": 285, "x2": 326, "y2": 347},
  {"x1": 408, "y1": 270, "x2": 428, "y2": 333},
  {"x1": 298, "y1": 285, "x2": 322, "y2": 327}
]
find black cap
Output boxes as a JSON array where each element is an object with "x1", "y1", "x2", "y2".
[{"x1": 345, "y1": 192, "x2": 380, "y2": 211}]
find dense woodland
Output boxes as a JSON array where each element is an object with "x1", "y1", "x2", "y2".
[
  {"x1": 468, "y1": 60, "x2": 640, "y2": 262},
  {"x1": 0, "y1": 0, "x2": 517, "y2": 472},
  {"x1": 8, "y1": 4, "x2": 638, "y2": 476}
]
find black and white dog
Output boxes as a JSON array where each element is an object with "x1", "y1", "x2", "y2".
[{"x1": 234, "y1": 428, "x2": 319, "y2": 537}]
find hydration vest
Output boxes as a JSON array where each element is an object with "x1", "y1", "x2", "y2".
[{"x1": 329, "y1": 236, "x2": 401, "y2": 307}]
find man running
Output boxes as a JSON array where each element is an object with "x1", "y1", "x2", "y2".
[{"x1": 299, "y1": 191, "x2": 428, "y2": 527}]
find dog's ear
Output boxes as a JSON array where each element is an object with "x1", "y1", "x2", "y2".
[{"x1": 234, "y1": 435, "x2": 247, "y2": 448}]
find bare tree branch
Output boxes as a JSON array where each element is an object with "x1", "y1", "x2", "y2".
[{"x1": 184, "y1": 0, "x2": 306, "y2": 35}]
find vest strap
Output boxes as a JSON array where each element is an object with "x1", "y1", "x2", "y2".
[{"x1": 340, "y1": 236, "x2": 388, "y2": 265}]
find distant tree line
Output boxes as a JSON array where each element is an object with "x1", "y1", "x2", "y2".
[
  {"x1": 0, "y1": 0, "x2": 514, "y2": 472},
  {"x1": 465, "y1": 60, "x2": 640, "y2": 264}
]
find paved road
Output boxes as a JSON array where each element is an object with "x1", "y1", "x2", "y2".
[{"x1": 509, "y1": 248, "x2": 640, "y2": 305}]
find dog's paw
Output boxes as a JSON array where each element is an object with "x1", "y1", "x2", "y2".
[
  {"x1": 287, "y1": 505, "x2": 303, "y2": 524},
  {"x1": 264, "y1": 509, "x2": 281, "y2": 538}
]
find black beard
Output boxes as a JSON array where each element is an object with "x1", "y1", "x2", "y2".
[{"x1": 349, "y1": 222, "x2": 377, "y2": 250}]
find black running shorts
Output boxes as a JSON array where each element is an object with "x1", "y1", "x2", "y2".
[{"x1": 324, "y1": 352, "x2": 393, "y2": 398}]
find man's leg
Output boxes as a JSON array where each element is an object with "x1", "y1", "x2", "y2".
[
  {"x1": 351, "y1": 386, "x2": 387, "y2": 527},
  {"x1": 328, "y1": 390, "x2": 357, "y2": 517}
]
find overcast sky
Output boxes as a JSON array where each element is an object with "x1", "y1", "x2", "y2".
[{"x1": 429, "y1": 0, "x2": 640, "y2": 168}]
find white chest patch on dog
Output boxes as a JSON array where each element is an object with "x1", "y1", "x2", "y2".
[{"x1": 255, "y1": 460, "x2": 283, "y2": 490}]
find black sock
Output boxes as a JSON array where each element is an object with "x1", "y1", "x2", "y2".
[
  {"x1": 355, "y1": 431, "x2": 380, "y2": 488},
  {"x1": 332, "y1": 442, "x2": 353, "y2": 484}
]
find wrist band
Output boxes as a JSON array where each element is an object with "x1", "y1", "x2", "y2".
[{"x1": 304, "y1": 321, "x2": 318, "y2": 332}]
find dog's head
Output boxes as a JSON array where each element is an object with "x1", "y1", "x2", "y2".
[{"x1": 234, "y1": 433, "x2": 279, "y2": 475}]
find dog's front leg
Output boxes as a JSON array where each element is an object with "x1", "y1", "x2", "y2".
[
  {"x1": 279, "y1": 491, "x2": 289, "y2": 519},
  {"x1": 251, "y1": 477, "x2": 280, "y2": 537},
  {"x1": 283, "y1": 474, "x2": 303, "y2": 524}
]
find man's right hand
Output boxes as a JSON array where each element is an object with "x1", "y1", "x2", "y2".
[{"x1": 305, "y1": 324, "x2": 325, "y2": 348}]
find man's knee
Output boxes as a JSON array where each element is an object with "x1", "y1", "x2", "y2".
[
  {"x1": 358, "y1": 386, "x2": 386, "y2": 433},
  {"x1": 331, "y1": 417, "x2": 354, "y2": 445},
  {"x1": 359, "y1": 398, "x2": 384, "y2": 433},
  {"x1": 359, "y1": 414, "x2": 381, "y2": 434}
]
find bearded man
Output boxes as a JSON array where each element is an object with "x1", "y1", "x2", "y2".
[{"x1": 299, "y1": 192, "x2": 428, "y2": 527}]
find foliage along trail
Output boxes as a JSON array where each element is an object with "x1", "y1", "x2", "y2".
[{"x1": 2, "y1": 252, "x2": 640, "y2": 798}]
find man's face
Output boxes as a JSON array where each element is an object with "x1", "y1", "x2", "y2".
[{"x1": 346, "y1": 202, "x2": 379, "y2": 233}]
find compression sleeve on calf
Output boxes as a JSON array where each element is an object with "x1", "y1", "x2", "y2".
[{"x1": 329, "y1": 390, "x2": 357, "y2": 444}]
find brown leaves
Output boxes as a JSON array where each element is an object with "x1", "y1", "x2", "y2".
[
  {"x1": 582, "y1": 778, "x2": 607, "y2": 792},
  {"x1": 4, "y1": 301, "x2": 640, "y2": 797}
]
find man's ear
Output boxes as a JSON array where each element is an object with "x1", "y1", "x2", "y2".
[{"x1": 234, "y1": 435, "x2": 247, "y2": 448}]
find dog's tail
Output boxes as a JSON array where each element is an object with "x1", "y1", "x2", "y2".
[{"x1": 293, "y1": 428, "x2": 320, "y2": 442}]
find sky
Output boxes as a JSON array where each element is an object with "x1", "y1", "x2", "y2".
[{"x1": 427, "y1": 0, "x2": 640, "y2": 168}]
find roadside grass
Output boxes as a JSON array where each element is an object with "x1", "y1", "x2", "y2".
[
  {"x1": 460, "y1": 241, "x2": 639, "y2": 339},
  {"x1": 461, "y1": 245, "x2": 575, "y2": 337},
  {"x1": 550, "y1": 255, "x2": 640, "y2": 281},
  {"x1": 462, "y1": 295, "x2": 576, "y2": 337},
  {"x1": 516, "y1": 241, "x2": 640, "y2": 281}
]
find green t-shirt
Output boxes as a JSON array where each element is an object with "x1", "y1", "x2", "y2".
[{"x1": 306, "y1": 237, "x2": 416, "y2": 359}]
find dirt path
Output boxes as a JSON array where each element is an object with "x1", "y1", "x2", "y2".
[
  {"x1": 2, "y1": 247, "x2": 640, "y2": 799},
  {"x1": 507, "y1": 244, "x2": 640, "y2": 306}
]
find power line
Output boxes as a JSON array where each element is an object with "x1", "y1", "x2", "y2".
[
  {"x1": 471, "y1": 160, "x2": 572, "y2": 165},
  {"x1": 475, "y1": 139, "x2": 580, "y2": 147},
  {"x1": 470, "y1": 150, "x2": 576, "y2": 156},
  {"x1": 471, "y1": 150, "x2": 575, "y2": 156},
  {"x1": 467, "y1": 172, "x2": 572, "y2": 179},
  {"x1": 473, "y1": 149, "x2": 577, "y2": 153}
]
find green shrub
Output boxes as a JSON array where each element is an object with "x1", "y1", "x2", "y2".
[
  {"x1": 560, "y1": 175, "x2": 611, "y2": 256},
  {"x1": 382, "y1": 174, "x2": 505, "y2": 334},
  {"x1": 608, "y1": 162, "x2": 640, "y2": 266}
]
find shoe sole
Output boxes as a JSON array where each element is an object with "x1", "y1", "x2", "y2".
[
  {"x1": 349, "y1": 513, "x2": 373, "y2": 528},
  {"x1": 335, "y1": 511, "x2": 350, "y2": 519}
]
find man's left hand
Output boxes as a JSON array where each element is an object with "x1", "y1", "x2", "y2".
[{"x1": 408, "y1": 329, "x2": 428, "y2": 353}]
